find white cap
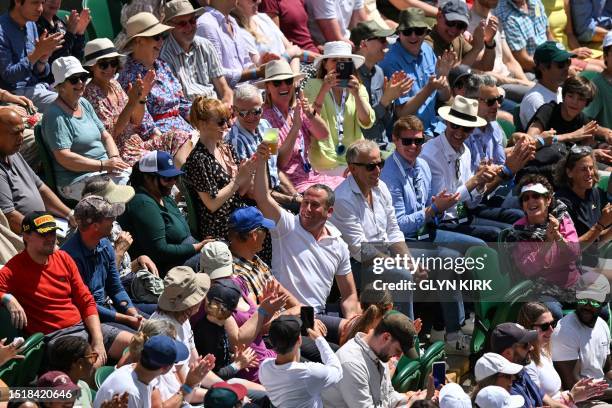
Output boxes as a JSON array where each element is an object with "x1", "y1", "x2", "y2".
[
  {"x1": 51, "y1": 56, "x2": 89, "y2": 88},
  {"x1": 200, "y1": 241, "x2": 233, "y2": 279},
  {"x1": 604, "y1": 31, "x2": 612, "y2": 48},
  {"x1": 439, "y1": 383, "x2": 472, "y2": 408},
  {"x1": 476, "y1": 386, "x2": 525, "y2": 408},
  {"x1": 475, "y1": 353, "x2": 523, "y2": 382},
  {"x1": 519, "y1": 182, "x2": 549, "y2": 196}
]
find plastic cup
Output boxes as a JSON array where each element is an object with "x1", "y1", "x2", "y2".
[{"x1": 263, "y1": 128, "x2": 279, "y2": 155}]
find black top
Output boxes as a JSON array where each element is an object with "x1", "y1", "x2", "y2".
[
  {"x1": 527, "y1": 102, "x2": 589, "y2": 135},
  {"x1": 36, "y1": 15, "x2": 85, "y2": 84},
  {"x1": 193, "y1": 314, "x2": 237, "y2": 380}
]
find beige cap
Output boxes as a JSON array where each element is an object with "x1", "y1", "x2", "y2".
[
  {"x1": 199, "y1": 241, "x2": 233, "y2": 280},
  {"x1": 158, "y1": 266, "x2": 211, "y2": 312}
]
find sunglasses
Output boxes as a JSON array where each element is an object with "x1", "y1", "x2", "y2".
[
  {"x1": 97, "y1": 59, "x2": 120, "y2": 70},
  {"x1": 235, "y1": 108, "x2": 263, "y2": 117},
  {"x1": 215, "y1": 118, "x2": 230, "y2": 127},
  {"x1": 173, "y1": 16, "x2": 197, "y2": 29},
  {"x1": 271, "y1": 78, "x2": 294, "y2": 87},
  {"x1": 160, "y1": 175, "x2": 179, "y2": 182},
  {"x1": 554, "y1": 60, "x2": 571, "y2": 69},
  {"x1": 535, "y1": 320, "x2": 557, "y2": 332},
  {"x1": 400, "y1": 137, "x2": 425, "y2": 146},
  {"x1": 480, "y1": 95, "x2": 504, "y2": 106},
  {"x1": 351, "y1": 160, "x2": 385, "y2": 171},
  {"x1": 449, "y1": 123, "x2": 474, "y2": 133},
  {"x1": 66, "y1": 74, "x2": 89, "y2": 84},
  {"x1": 577, "y1": 299, "x2": 603, "y2": 308},
  {"x1": 521, "y1": 192, "x2": 545, "y2": 202},
  {"x1": 444, "y1": 17, "x2": 468, "y2": 31},
  {"x1": 150, "y1": 33, "x2": 168, "y2": 41},
  {"x1": 570, "y1": 145, "x2": 593, "y2": 155},
  {"x1": 401, "y1": 27, "x2": 429, "y2": 37}
]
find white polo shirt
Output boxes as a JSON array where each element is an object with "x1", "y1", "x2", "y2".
[
  {"x1": 94, "y1": 364, "x2": 153, "y2": 408},
  {"x1": 271, "y1": 210, "x2": 352, "y2": 314}
]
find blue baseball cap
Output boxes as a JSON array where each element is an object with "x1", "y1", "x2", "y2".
[
  {"x1": 229, "y1": 206, "x2": 275, "y2": 233},
  {"x1": 140, "y1": 335, "x2": 189, "y2": 369},
  {"x1": 139, "y1": 150, "x2": 185, "y2": 178}
]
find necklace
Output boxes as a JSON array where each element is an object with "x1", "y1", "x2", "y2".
[{"x1": 58, "y1": 95, "x2": 79, "y2": 112}]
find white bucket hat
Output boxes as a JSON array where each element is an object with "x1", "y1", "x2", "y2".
[
  {"x1": 51, "y1": 56, "x2": 89, "y2": 89},
  {"x1": 163, "y1": 0, "x2": 205, "y2": 23},
  {"x1": 124, "y1": 12, "x2": 173, "y2": 47},
  {"x1": 438, "y1": 95, "x2": 487, "y2": 128},
  {"x1": 253, "y1": 59, "x2": 306, "y2": 89},
  {"x1": 83, "y1": 38, "x2": 125, "y2": 67},
  {"x1": 313, "y1": 41, "x2": 365, "y2": 70}
]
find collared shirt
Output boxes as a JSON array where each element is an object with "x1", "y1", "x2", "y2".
[
  {"x1": 226, "y1": 119, "x2": 279, "y2": 188},
  {"x1": 421, "y1": 133, "x2": 483, "y2": 219},
  {"x1": 331, "y1": 175, "x2": 405, "y2": 262},
  {"x1": 511, "y1": 370, "x2": 545, "y2": 408},
  {"x1": 0, "y1": 152, "x2": 45, "y2": 215},
  {"x1": 321, "y1": 332, "x2": 407, "y2": 407},
  {"x1": 495, "y1": 0, "x2": 548, "y2": 55},
  {"x1": 466, "y1": 121, "x2": 506, "y2": 173},
  {"x1": 379, "y1": 41, "x2": 444, "y2": 137},
  {"x1": 425, "y1": 26, "x2": 473, "y2": 60},
  {"x1": 160, "y1": 34, "x2": 224, "y2": 100},
  {"x1": 233, "y1": 255, "x2": 274, "y2": 303},
  {"x1": 357, "y1": 63, "x2": 392, "y2": 144},
  {"x1": 380, "y1": 152, "x2": 433, "y2": 238},
  {"x1": 0, "y1": 13, "x2": 50, "y2": 91},
  {"x1": 61, "y1": 234, "x2": 134, "y2": 323},
  {"x1": 570, "y1": 0, "x2": 612, "y2": 42},
  {"x1": 307, "y1": 0, "x2": 365, "y2": 45},
  {"x1": 196, "y1": 7, "x2": 255, "y2": 87}
]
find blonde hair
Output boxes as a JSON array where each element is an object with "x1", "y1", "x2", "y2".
[{"x1": 128, "y1": 319, "x2": 177, "y2": 358}]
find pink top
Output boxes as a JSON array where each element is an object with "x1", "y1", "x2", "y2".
[
  {"x1": 262, "y1": 105, "x2": 344, "y2": 192},
  {"x1": 511, "y1": 216, "x2": 581, "y2": 288}
]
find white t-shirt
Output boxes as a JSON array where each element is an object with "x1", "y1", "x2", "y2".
[
  {"x1": 252, "y1": 13, "x2": 286, "y2": 56},
  {"x1": 149, "y1": 312, "x2": 196, "y2": 372},
  {"x1": 551, "y1": 313, "x2": 611, "y2": 380},
  {"x1": 468, "y1": 10, "x2": 510, "y2": 78},
  {"x1": 94, "y1": 364, "x2": 153, "y2": 408},
  {"x1": 307, "y1": 0, "x2": 365, "y2": 44},
  {"x1": 258, "y1": 337, "x2": 343, "y2": 408},
  {"x1": 524, "y1": 352, "x2": 562, "y2": 400},
  {"x1": 270, "y1": 210, "x2": 352, "y2": 313},
  {"x1": 519, "y1": 83, "x2": 562, "y2": 128},
  {"x1": 152, "y1": 368, "x2": 182, "y2": 402}
]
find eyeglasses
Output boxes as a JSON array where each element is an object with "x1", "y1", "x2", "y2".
[
  {"x1": 554, "y1": 60, "x2": 571, "y2": 69},
  {"x1": 535, "y1": 320, "x2": 557, "y2": 331},
  {"x1": 570, "y1": 145, "x2": 592, "y2": 155},
  {"x1": 215, "y1": 118, "x2": 230, "y2": 127},
  {"x1": 400, "y1": 137, "x2": 425, "y2": 146},
  {"x1": 401, "y1": 27, "x2": 429, "y2": 37},
  {"x1": 351, "y1": 160, "x2": 385, "y2": 171},
  {"x1": 271, "y1": 78, "x2": 294, "y2": 87},
  {"x1": 235, "y1": 108, "x2": 263, "y2": 118},
  {"x1": 449, "y1": 123, "x2": 474, "y2": 133},
  {"x1": 97, "y1": 59, "x2": 120, "y2": 70},
  {"x1": 444, "y1": 17, "x2": 468, "y2": 31},
  {"x1": 480, "y1": 95, "x2": 504, "y2": 107},
  {"x1": 173, "y1": 16, "x2": 197, "y2": 29},
  {"x1": 66, "y1": 74, "x2": 89, "y2": 85},
  {"x1": 150, "y1": 33, "x2": 168, "y2": 42},
  {"x1": 521, "y1": 192, "x2": 545, "y2": 202},
  {"x1": 577, "y1": 299, "x2": 603, "y2": 308}
]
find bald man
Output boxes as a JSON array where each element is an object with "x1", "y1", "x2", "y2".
[{"x1": 0, "y1": 107, "x2": 73, "y2": 234}]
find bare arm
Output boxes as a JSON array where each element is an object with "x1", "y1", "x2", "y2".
[
  {"x1": 349, "y1": 7, "x2": 368, "y2": 29},
  {"x1": 39, "y1": 184, "x2": 71, "y2": 218},
  {"x1": 563, "y1": 0, "x2": 582, "y2": 50},
  {"x1": 316, "y1": 19, "x2": 346, "y2": 42},
  {"x1": 212, "y1": 76, "x2": 233, "y2": 108},
  {"x1": 554, "y1": 360, "x2": 581, "y2": 390},
  {"x1": 253, "y1": 144, "x2": 282, "y2": 223},
  {"x1": 224, "y1": 314, "x2": 266, "y2": 348},
  {"x1": 501, "y1": 40, "x2": 530, "y2": 81},
  {"x1": 197, "y1": 182, "x2": 240, "y2": 214},
  {"x1": 388, "y1": 0, "x2": 438, "y2": 17},
  {"x1": 336, "y1": 273, "x2": 360, "y2": 319},
  {"x1": 470, "y1": 47, "x2": 496, "y2": 72},
  {"x1": 4, "y1": 211, "x2": 23, "y2": 235},
  {"x1": 512, "y1": 49, "x2": 536, "y2": 72}
]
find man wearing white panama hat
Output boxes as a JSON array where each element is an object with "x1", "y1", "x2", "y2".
[{"x1": 160, "y1": 0, "x2": 233, "y2": 106}]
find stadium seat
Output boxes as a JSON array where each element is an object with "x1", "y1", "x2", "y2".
[
  {"x1": 392, "y1": 359, "x2": 421, "y2": 392},
  {"x1": 94, "y1": 365, "x2": 115, "y2": 390},
  {"x1": 497, "y1": 119, "x2": 514, "y2": 147},
  {"x1": 83, "y1": 0, "x2": 124, "y2": 40}
]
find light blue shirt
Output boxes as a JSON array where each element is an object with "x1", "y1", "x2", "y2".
[
  {"x1": 465, "y1": 121, "x2": 506, "y2": 173},
  {"x1": 380, "y1": 152, "x2": 433, "y2": 238},
  {"x1": 570, "y1": 0, "x2": 612, "y2": 42},
  {"x1": 379, "y1": 41, "x2": 444, "y2": 137}
]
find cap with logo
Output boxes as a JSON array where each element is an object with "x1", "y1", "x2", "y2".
[
  {"x1": 350, "y1": 20, "x2": 395, "y2": 46},
  {"x1": 204, "y1": 382, "x2": 247, "y2": 408},
  {"x1": 140, "y1": 335, "x2": 190, "y2": 369},
  {"x1": 158, "y1": 266, "x2": 211, "y2": 312},
  {"x1": 534, "y1": 41, "x2": 576, "y2": 64},
  {"x1": 440, "y1": 0, "x2": 469, "y2": 25},
  {"x1": 474, "y1": 352, "x2": 524, "y2": 382},
  {"x1": 21, "y1": 211, "x2": 60, "y2": 234},
  {"x1": 199, "y1": 241, "x2": 233, "y2": 279},
  {"x1": 269, "y1": 315, "x2": 302, "y2": 353},
  {"x1": 490, "y1": 323, "x2": 537, "y2": 354},
  {"x1": 74, "y1": 195, "x2": 126, "y2": 222},
  {"x1": 476, "y1": 386, "x2": 525, "y2": 408},
  {"x1": 207, "y1": 278, "x2": 241, "y2": 311},
  {"x1": 139, "y1": 150, "x2": 185, "y2": 178},
  {"x1": 229, "y1": 207, "x2": 275, "y2": 233},
  {"x1": 397, "y1": 8, "x2": 430, "y2": 30},
  {"x1": 37, "y1": 371, "x2": 80, "y2": 392}
]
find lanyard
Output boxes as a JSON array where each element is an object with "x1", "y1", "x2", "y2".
[
  {"x1": 271, "y1": 105, "x2": 311, "y2": 173},
  {"x1": 329, "y1": 89, "x2": 347, "y2": 155},
  {"x1": 393, "y1": 153, "x2": 424, "y2": 211}
]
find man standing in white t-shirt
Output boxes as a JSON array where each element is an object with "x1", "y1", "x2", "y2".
[
  {"x1": 307, "y1": 0, "x2": 369, "y2": 45},
  {"x1": 552, "y1": 272, "x2": 612, "y2": 396},
  {"x1": 252, "y1": 143, "x2": 361, "y2": 343}
]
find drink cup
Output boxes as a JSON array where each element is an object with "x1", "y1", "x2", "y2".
[{"x1": 263, "y1": 128, "x2": 279, "y2": 155}]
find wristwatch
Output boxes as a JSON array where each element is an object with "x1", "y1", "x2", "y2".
[{"x1": 485, "y1": 40, "x2": 496, "y2": 49}]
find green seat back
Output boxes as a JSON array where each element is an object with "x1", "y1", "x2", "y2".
[
  {"x1": 512, "y1": 104, "x2": 523, "y2": 133},
  {"x1": 419, "y1": 341, "x2": 445, "y2": 389},
  {"x1": 15, "y1": 333, "x2": 45, "y2": 386},
  {"x1": 598, "y1": 175, "x2": 609, "y2": 191},
  {"x1": 497, "y1": 119, "x2": 514, "y2": 147},
  {"x1": 83, "y1": 0, "x2": 123, "y2": 40},
  {"x1": 392, "y1": 359, "x2": 421, "y2": 392},
  {"x1": 94, "y1": 365, "x2": 115, "y2": 390}
]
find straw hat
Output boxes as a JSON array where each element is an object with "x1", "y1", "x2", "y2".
[
  {"x1": 253, "y1": 59, "x2": 305, "y2": 88},
  {"x1": 313, "y1": 41, "x2": 365, "y2": 70},
  {"x1": 124, "y1": 12, "x2": 173, "y2": 46},
  {"x1": 51, "y1": 56, "x2": 89, "y2": 88},
  {"x1": 83, "y1": 38, "x2": 125, "y2": 67},
  {"x1": 438, "y1": 95, "x2": 487, "y2": 128}
]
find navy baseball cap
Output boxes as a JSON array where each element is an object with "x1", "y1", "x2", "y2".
[
  {"x1": 139, "y1": 150, "x2": 185, "y2": 178},
  {"x1": 229, "y1": 206, "x2": 275, "y2": 233},
  {"x1": 140, "y1": 335, "x2": 189, "y2": 369}
]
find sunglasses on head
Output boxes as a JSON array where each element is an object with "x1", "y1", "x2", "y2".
[
  {"x1": 535, "y1": 320, "x2": 557, "y2": 331},
  {"x1": 97, "y1": 58, "x2": 120, "y2": 70},
  {"x1": 449, "y1": 122, "x2": 474, "y2": 133},
  {"x1": 66, "y1": 74, "x2": 89, "y2": 85},
  {"x1": 235, "y1": 107, "x2": 262, "y2": 118},
  {"x1": 351, "y1": 160, "x2": 385, "y2": 171},
  {"x1": 480, "y1": 95, "x2": 504, "y2": 107},
  {"x1": 444, "y1": 17, "x2": 468, "y2": 31},
  {"x1": 577, "y1": 299, "x2": 603, "y2": 308},
  {"x1": 173, "y1": 16, "x2": 197, "y2": 29},
  {"x1": 401, "y1": 27, "x2": 429, "y2": 37},
  {"x1": 570, "y1": 145, "x2": 593, "y2": 155},
  {"x1": 400, "y1": 137, "x2": 425, "y2": 146},
  {"x1": 521, "y1": 192, "x2": 545, "y2": 202},
  {"x1": 271, "y1": 78, "x2": 294, "y2": 87}
]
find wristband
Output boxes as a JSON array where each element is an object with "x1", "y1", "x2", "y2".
[
  {"x1": 100, "y1": 160, "x2": 104, "y2": 172},
  {"x1": 536, "y1": 136, "x2": 545, "y2": 147},
  {"x1": 302, "y1": 50, "x2": 309, "y2": 63},
  {"x1": 180, "y1": 383, "x2": 193, "y2": 395},
  {"x1": 282, "y1": 52, "x2": 291, "y2": 62},
  {"x1": 138, "y1": 99, "x2": 146, "y2": 104},
  {"x1": 68, "y1": 209, "x2": 75, "y2": 218},
  {"x1": 552, "y1": 135, "x2": 558, "y2": 144},
  {"x1": 1, "y1": 294, "x2": 13, "y2": 305},
  {"x1": 431, "y1": 202, "x2": 439, "y2": 215},
  {"x1": 229, "y1": 362, "x2": 240, "y2": 371},
  {"x1": 257, "y1": 307, "x2": 270, "y2": 318},
  {"x1": 251, "y1": 68, "x2": 258, "y2": 80},
  {"x1": 485, "y1": 40, "x2": 496, "y2": 49}
]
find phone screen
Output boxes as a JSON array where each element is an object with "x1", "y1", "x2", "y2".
[
  {"x1": 336, "y1": 61, "x2": 354, "y2": 87},
  {"x1": 432, "y1": 362, "x2": 446, "y2": 389},
  {"x1": 300, "y1": 306, "x2": 314, "y2": 336}
]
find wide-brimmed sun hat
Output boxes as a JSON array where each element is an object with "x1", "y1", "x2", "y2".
[
  {"x1": 83, "y1": 38, "x2": 125, "y2": 67},
  {"x1": 124, "y1": 12, "x2": 173, "y2": 47},
  {"x1": 313, "y1": 41, "x2": 365, "y2": 70},
  {"x1": 253, "y1": 59, "x2": 305, "y2": 89},
  {"x1": 438, "y1": 95, "x2": 487, "y2": 128},
  {"x1": 163, "y1": 0, "x2": 205, "y2": 23}
]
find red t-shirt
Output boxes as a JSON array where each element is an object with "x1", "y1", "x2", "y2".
[
  {"x1": 259, "y1": 0, "x2": 319, "y2": 52},
  {"x1": 0, "y1": 250, "x2": 98, "y2": 335}
]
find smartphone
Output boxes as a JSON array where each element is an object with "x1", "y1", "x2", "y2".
[
  {"x1": 336, "y1": 61, "x2": 354, "y2": 88},
  {"x1": 432, "y1": 361, "x2": 446, "y2": 389},
  {"x1": 300, "y1": 306, "x2": 314, "y2": 336}
]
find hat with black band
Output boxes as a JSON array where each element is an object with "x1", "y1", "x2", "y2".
[{"x1": 83, "y1": 38, "x2": 125, "y2": 67}]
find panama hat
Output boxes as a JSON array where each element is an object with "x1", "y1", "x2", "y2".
[
  {"x1": 313, "y1": 41, "x2": 365, "y2": 70},
  {"x1": 83, "y1": 38, "x2": 125, "y2": 67},
  {"x1": 438, "y1": 95, "x2": 487, "y2": 128},
  {"x1": 163, "y1": 0, "x2": 205, "y2": 23},
  {"x1": 124, "y1": 12, "x2": 173, "y2": 46},
  {"x1": 253, "y1": 59, "x2": 305, "y2": 88}
]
